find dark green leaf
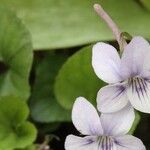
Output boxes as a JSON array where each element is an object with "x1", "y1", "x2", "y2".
[
  {"x1": 30, "y1": 53, "x2": 71, "y2": 122},
  {"x1": 54, "y1": 46, "x2": 105, "y2": 109}
]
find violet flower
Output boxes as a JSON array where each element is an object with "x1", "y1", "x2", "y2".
[
  {"x1": 65, "y1": 97, "x2": 145, "y2": 150},
  {"x1": 92, "y1": 36, "x2": 150, "y2": 113}
]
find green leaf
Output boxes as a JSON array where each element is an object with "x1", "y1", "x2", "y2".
[
  {"x1": 1, "y1": 0, "x2": 150, "y2": 50},
  {"x1": 30, "y1": 52, "x2": 71, "y2": 122},
  {"x1": 0, "y1": 6, "x2": 33, "y2": 100},
  {"x1": 54, "y1": 46, "x2": 105, "y2": 109},
  {"x1": 37, "y1": 123, "x2": 60, "y2": 134},
  {"x1": 129, "y1": 111, "x2": 141, "y2": 134},
  {"x1": 0, "y1": 96, "x2": 37, "y2": 150},
  {"x1": 16, "y1": 144, "x2": 37, "y2": 150},
  {"x1": 140, "y1": 0, "x2": 150, "y2": 10}
]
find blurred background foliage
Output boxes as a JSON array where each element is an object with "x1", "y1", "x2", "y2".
[
  {"x1": 1, "y1": 0, "x2": 150, "y2": 49},
  {"x1": 0, "y1": 0, "x2": 150, "y2": 149}
]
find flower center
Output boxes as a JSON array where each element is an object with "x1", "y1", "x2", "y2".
[
  {"x1": 98, "y1": 136, "x2": 114, "y2": 150},
  {"x1": 128, "y1": 77, "x2": 148, "y2": 99}
]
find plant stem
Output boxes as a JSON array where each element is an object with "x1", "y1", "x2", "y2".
[
  {"x1": 38, "y1": 136, "x2": 50, "y2": 150},
  {"x1": 93, "y1": 4, "x2": 127, "y2": 52}
]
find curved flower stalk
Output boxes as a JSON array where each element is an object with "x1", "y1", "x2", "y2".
[
  {"x1": 65, "y1": 97, "x2": 145, "y2": 150},
  {"x1": 92, "y1": 36, "x2": 150, "y2": 113}
]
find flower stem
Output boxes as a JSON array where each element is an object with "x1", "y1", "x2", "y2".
[{"x1": 93, "y1": 4, "x2": 127, "y2": 52}]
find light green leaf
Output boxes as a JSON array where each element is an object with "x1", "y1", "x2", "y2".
[
  {"x1": 0, "y1": 96, "x2": 37, "y2": 150},
  {"x1": 1, "y1": 0, "x2": 150, "y2": 50},
  {"x1": 30, "y1": 52, "x2": 71, "y2": 122},
  {"x1": 0, "y1": 6, "x2": 33, "y2": 100},
  {"x1": 1, "y1": 0, "x2": 150, "y2": 49},
  {"x1": 129, "y1": 111, "x2": 141, "y2": 134},
  {"x1": 16, "y1": 144, "x2": 37, "y2": 150},
  {"x1": 54, "y1": 46, "x2": 105, "y2": 109}
]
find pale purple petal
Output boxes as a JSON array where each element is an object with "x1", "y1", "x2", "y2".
[
  {"x1": 65, "y1": 135, "x2": 98, "y2": 150},
  {"x1": 141, "y1": 51, "x2": 150, "y2": 78},
  {"x1": 72, "y1": 97, "x2": 103, "y2": 135},
  {"x1": 92, "y1": 42, "x2": 122, "y2": 83},
  {"x1": 127, "y1": 78, "x2": 150, "y2": 113},
  {"x1": 120, "y1": 36, "x2": 150, "y2": 79},
  {"x1": 97, "y1": 84, "x2": 128, "y2": 113},
  {"x1": 100, "y1": 105, "x2": 135, "y2": 136},
  {"x1": 115, "y1": 135, "x2": 146, "y2": 150}
]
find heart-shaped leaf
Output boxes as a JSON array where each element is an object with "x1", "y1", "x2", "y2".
[
  {"x1": 30, "y1": 53, "x2": 71, "y2": 122},
  {"x1": 0, "y1": 96, "x2": 37, "y2": 150},
  {"x1": 54, "y1": 46, "x2": 105, "y2": 109},
  {"x1": 0, "y1": 6, "x2": 33, "y2": 100},
  {"x1": 1, "y1": 0, "x2": 150, "y2": 50}
]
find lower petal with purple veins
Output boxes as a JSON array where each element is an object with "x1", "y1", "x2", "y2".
[
  {"x1": 97, "y1": 83, "x2": 128, "y2": 113},
  {"x1": 127, "y1": 77, "x2": 150, "y2": 113},
  {"x1": 114, "y1": 135, "x2": 146, "y2": 150},
  {"x1": 98, "y1": 136, "x2": 116, "y2": 150},
  {"x1": 65, "y1": 135, "x2": 98, "y2": 150}
]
